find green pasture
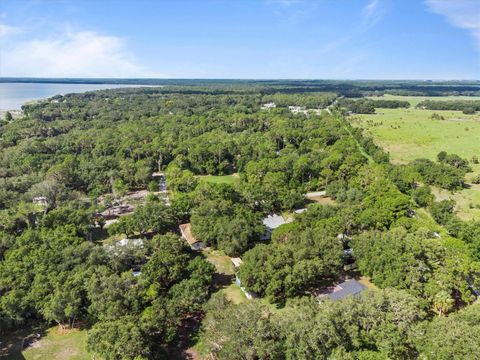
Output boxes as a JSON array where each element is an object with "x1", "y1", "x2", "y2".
[
  {"x1": 367, "y1": 94, "x2": 480, "y2": 107},
  {"x1": 352, "y1": 106, "x2": 480, "y2": 220}
]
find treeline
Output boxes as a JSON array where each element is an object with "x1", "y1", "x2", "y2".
[
  {"x1": 417, "y1": 99, "x2": 480, "y2": 114},
  {"x1": 338, "y1": 98, "x2": 410, "y2": 114},
  {"x1": 261, "y1": 92, "x2": 336, "y2": 108}
]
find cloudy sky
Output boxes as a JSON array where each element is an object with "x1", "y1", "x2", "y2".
[{"x1": 0, "y1": 0, "x2": 479, "y2": 79}]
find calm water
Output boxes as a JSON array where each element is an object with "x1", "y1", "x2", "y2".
[{"x1": 0, "y1": 82, "x2": 157, "y2": 110}]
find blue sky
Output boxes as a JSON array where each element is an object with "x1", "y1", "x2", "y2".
[{"x1": 0, "y1": 0, "x2": 479, "y2": 79}]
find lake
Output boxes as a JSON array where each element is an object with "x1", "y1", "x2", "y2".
[{"x1": 0, "y1": 82, "x2": 159, "y2": 110}]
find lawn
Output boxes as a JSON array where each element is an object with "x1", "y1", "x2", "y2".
[
  {"x1": 197, "y1": 174, "x2": 239, "y2": 185},
  {"x1": 1, "y1": 326, "x2": 92, "y2": 360},
  {"x1": 351, "y1": 106, "x2": 480, "y2": 220}
]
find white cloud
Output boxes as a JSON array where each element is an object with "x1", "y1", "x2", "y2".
[
  {"x1": 362, "y1": 0, "x2": 385, "y2": 28},
  {"x1": 1, "y1": 29, "x2": 156, "y2": 77},
  {"x1": 0, "y1": 23, "x2": 19, "y2": 37},
  {"x1": 426, "y1": 0, "x2": 480, "y2": 49}
]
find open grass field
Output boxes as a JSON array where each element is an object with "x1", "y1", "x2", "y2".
[
  {"x1": 1, "y1": 326, "x2": 91, "y2": 360},
  {"x1": 197, "y1": 174, "x2": 239, "y2": 185},
  {"x1": 352, "y1": 104, "x2": 480, "y2": 220},
  {"x1": 367, "y1": 94, "x2": 480, "y2": 107}
]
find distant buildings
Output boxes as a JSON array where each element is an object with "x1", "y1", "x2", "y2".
[
  {"x1": 261, "y1": 102, "x2": 276, "y2": 110},
  {"x1": 179, "y1": 223, "x2": 206, "y2": 250}
]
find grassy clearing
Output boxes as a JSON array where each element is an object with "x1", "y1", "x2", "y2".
[
  {"x1": 197, "y1": 174, "x2": 239, "y2": 185},
  {"x1": 352, "y1": 106, "x2": 480, "y2": 219},
  {"x1": 367, "y1": 94, "x2": 480, "y2": 107},
  {"x1": 2, "y1": 326, "x2": 91, "y2": 360},
  {"x1": 202, "y1": 248, "x2": 235, "y2": 275},
  {"x1": 431, "y1": 184, "x2": 480, "y2": 221},
  {"x1": 352, "y1": 108, "x2": 480, "y2": 164}
]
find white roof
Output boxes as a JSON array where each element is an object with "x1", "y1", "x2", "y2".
[
  {"x1": 263, "y1": 214, "x2": 288, "y2": 230},
  {"x1": 118, "y1": 238, "x2": 143, "y2": 247},
  {"x1": 231, "y1": 257, "x2": 243, "y2": 267}
]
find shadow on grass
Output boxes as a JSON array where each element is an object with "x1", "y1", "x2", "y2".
[{"x1": 0, "y1": 324, "x2": 48, "y2": 360}]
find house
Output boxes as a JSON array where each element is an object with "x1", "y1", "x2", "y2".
[
  {"x1": 231, "y1": 257, "x2": 243, "y2": 268},
  {"x1": 179, "y1": 223, "x2": 206, "y2": 250},
  {"x1": 261, "y1": 102, "x2": 276, "y2": 110},
  {"x1": 326, "y1": 279, "x2": 366, "y2": 301},
  {"x1": 261, "y1": 214, "x2": 290, "y2": 240}
]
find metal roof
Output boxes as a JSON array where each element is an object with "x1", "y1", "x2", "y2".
[
  {"x1": 262, "y1": 214, "x2": 288, "y2": 230},
  {"x1": 327, "y1": 279, "x2": 366, "y2": 301}
]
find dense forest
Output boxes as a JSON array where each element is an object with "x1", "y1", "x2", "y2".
[{"x1": 0, "y1": 82, "x2": 479, "y2": 359}]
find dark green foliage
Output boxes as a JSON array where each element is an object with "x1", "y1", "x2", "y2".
[
  {"x1": 352, "y1": 227, "x2": 478, "y2": 310},
  {"x1": 417, "y1": 99, "x2": 480, "y2": 112},
  {"x1": 1, "y1": 83, "x2": 480, "y2": 355},
  {"x1": 415, "y1": 303, "x2": 480, "y2": 359},
  {"x1": 238, "y1": 227, "x2": 343, "y2": 302},
  {"x1": 108, "y1": 201, "x2": 176, "y2": 237},
  {"x1": 411, "y1": 186, "x2": 434, "y2": 207},
  {"x1": 199, "y1": 288, "x2": 426, "y2": 360},
  {"x1": 411, "y1": 158, "x2": 466, "y2": 191},
  {"x1": 430, "y1": 200, "x2": 456, "y2": 225},
  {"x1": 200, "y1": 294, "x2": 284, "y2": 360},
  {"x1": 338, "y1": 98, "x2": 376, "y2": 114}
]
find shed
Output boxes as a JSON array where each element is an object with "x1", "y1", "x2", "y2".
[
  {"x1": 231, "y1": 257, "x2": 243, "y2": 268},
  {"x1": 179, "y1": 223, "x2": 206, "y2": 250}
]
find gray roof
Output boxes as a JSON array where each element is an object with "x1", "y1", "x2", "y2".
[
  {"x1": 262, "y1": 214, "x2": 287, "y2": 230},
  {"x1": 327, "y1": 279, "x2": 366, "y2": 301}
]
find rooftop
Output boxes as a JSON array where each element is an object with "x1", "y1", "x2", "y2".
[
  {"x1": 327, "y1": 279, "x2": 366, "y2": 301},
  {"x1": 231, "y1": 257, "x2": 243, "y2": 268},
  {"x1": 179, "y1": 223, "x2": 200, "y2": 246},
  {"x1": 263, "y1": 214, "x2": 288, "y2": 230}
]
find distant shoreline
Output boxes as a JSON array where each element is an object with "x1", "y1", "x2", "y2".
[{"x1": 0, "y1": 82, "x2": 163, "y2": 111}]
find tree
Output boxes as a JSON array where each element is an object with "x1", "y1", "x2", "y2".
[
  {"x1": 199, "y1": 294, "x2": 284, "y2": 360},
  {"x1": 411, "y1": 186, "x2": 434, "y2": 207},
  {"x1": 280, "y1": 289, "x2": 424, "y2": 360},
  {"x1": 430, "y1": 200, "x2": 456, "y2": 225},
  {"x1": 112, "y1": 179, "x2": 128, "y2": 198},
  {"x1": 87, "y1": 316, "x2": 151, "y2": 360},
  {"x1": 238, "y1": 227, "x2": 343, "y2": 302},
  {"x1": 415, "y1": 303, "x2": 480, "y2": 359},
  {"x1": 4, "y1": 111, "x2": 13, "y2": 122}
]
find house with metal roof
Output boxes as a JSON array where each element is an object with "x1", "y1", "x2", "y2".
[
  {"x1": 327, "y1": 279, "x2": 366, "y2": 301},
  {"x1": 261, "y1": 214, "x2": 290, "y2": 240},
  {"x1": 179, "y1": 223, "x2": 206, "y2": 250}
]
